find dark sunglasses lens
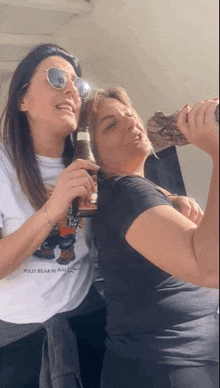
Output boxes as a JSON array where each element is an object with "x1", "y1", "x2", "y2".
[
  {"x1": 74, "y1": 78, "x2": 91, "y2": 99},
  {"x1": 48, "y1": 68, "x2": 66, "y2": 89}
]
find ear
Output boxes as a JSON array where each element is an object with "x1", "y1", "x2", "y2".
[
  {"x1": 18, "y1": 94, "x2": 28, "y2": 112},
  {"x1": 19, "y1": 100, "x2": 28, "y2": 112}
]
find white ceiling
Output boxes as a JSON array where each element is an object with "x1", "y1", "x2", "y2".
[
  {"x1": 0, "y1": 0, "x2": 219, "y2": 207},
  {"x1": 0, "y1": 0, "x2": 218, "y2": 115},
  {"x1": 0, "y1": 0, "x2": 92, "y2": 87}
]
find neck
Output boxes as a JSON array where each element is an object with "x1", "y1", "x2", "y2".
[
  {"x1": 101, "y1": 157, "x2": 146, "y2": 178},
  {"x1": 33, "y1": 137, "x2": 65, "y2": 158},
  {"x1": 30, "y1": 128, "x2": 66, "y2": 158}
]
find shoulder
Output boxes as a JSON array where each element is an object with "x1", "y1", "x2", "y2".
[
  {"x1": 98, "y1": 172, "x2": 170, "y2": 208},
  {"x1": 95, "y1": 172, "x2": 171, "y2": 233}
]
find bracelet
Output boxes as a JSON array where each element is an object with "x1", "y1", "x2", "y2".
[
  {"x1": 167, "y1": 194, "x2": 178, "y2": 197},
  {"x1": 44, "y1": 204, "x2": 54, "y2": 228}
]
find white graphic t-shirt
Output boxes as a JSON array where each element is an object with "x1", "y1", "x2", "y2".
[{"x1": 0, "y1": 145, "x2": 95, "y2": 324}]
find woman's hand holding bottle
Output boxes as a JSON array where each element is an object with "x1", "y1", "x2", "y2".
[{"x1": 45, "y1": 159, "x2": 99, "y2": 224}]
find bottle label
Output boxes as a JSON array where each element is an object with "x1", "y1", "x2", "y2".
[
  {"x1": 77, "y1": 132, "x2": 90, "y2": 141},
  {"x1": 78, "y1": 195, "x2": 97, "y2": 217},
  {"x1": 76, "y1": 175, "x2": 97, "y2": 217}
]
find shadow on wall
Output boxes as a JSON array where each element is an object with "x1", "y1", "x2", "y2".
[{"x1": 145, "y1": 146, "x2": 187, "y2": 196}]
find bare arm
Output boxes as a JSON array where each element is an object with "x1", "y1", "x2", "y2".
[
  {"x1": 157, "y1": 187, "x2": 204, "y2": 225},
  {"x1": 126, "y1": 99, "x2": 219, "y2": 288},
  {"x1": 0, "y1": 159, "x2": 98, "y2": 279},
  {"x1": 0, "y1": 208, "x2": 55, "y2": 278}
]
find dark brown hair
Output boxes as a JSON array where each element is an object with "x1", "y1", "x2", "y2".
[{"x1": 0, "y1": 44, "x2": 81, "y2": 210}]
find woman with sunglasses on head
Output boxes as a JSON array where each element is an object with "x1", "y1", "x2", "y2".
[
  {"x1": 82, "y1": 88, "x2": 219, "y2": 388},
  {"x1": 0, "y1": 43, "x2": 107, "y2": 388}
]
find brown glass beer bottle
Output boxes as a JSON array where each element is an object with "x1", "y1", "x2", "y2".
[{"x1": 72, "y1": 126, "x2": 97, "y2": 217}]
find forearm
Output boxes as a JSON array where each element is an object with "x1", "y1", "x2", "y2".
[
  {"x1": 193, "y1": 156, "x2": 219, "y2": 282},
  {"x1": 0, "y1": 159, "x2": 99, "y2": 279},
  {"x1": 0, "y1": 206, "x2": 53, "y2": 279}
]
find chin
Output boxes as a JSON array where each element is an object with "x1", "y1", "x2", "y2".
[
  {"x1": 133, "y1": 143, "x2": 152, "y2": 158},
  {"x1": 61, "y1": 118, "x2": 78, "y2": 134},
  {"x1": 142, "y1": 139, "x2": 153, "y2": 156}
]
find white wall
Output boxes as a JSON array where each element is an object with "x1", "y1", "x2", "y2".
[{"x1": 57, "y1": 0, "x2": 219, "y2": 209}]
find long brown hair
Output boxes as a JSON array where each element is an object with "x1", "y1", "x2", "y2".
[{"x1": 0, "y1": 44, "x2": 81, "y2": 210}]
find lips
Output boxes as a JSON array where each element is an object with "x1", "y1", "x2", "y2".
[
  {"x1": 127, "y1": 134, "x2": 141, "y2": 145},
  {"x1": 56, "y1": 101, "x2": 75, "y2": 114}
]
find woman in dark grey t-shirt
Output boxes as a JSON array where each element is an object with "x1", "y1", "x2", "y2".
[{"x1": 81, "y1": 87, "x2": 219, "y2": 388}]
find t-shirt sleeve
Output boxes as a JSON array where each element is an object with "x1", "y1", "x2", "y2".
[{"x1": 99, "y1": 176, "x2": 172, "y2": 239}]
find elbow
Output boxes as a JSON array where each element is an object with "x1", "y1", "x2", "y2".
[
  {"x1": 196, "y1": 268, "x2": 219, "y2": 289},
  {"x1": 192, "y1": 230, "x2": 219, "y2": 287},
  {"x1": 202, "y1": 276, "x2": 219, "y2": 289}
]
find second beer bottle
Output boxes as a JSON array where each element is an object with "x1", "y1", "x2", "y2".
[{"x1": 72, "y1": 125, "x2": 98, "y2": 217}]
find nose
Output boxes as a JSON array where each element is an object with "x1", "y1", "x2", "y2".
[
  {"x1": 125, "y1": 114, "x2": 136, "y2": 131},
  {"x1": 64, "y1": 77, "x2": 80, "y2": 99}
]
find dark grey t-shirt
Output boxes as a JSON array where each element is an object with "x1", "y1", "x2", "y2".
[{"x1": 93, "y1": 172, "x2": 219, "y2": 367}]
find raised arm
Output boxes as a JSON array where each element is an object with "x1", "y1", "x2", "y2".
[
  {"x1": 0, "y1": 159, "x2": 98, "y2": 279},
  {"x1": 126, "y1": 99, "x2": 219, "y2": 288},
  {"x1": 157, "y1": 187, "x2": 204, "y2": 225}
]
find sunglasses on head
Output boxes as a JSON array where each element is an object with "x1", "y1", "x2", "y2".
[{"x1": 21, "y1": 67, "x2": 92, "y2": 100}]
